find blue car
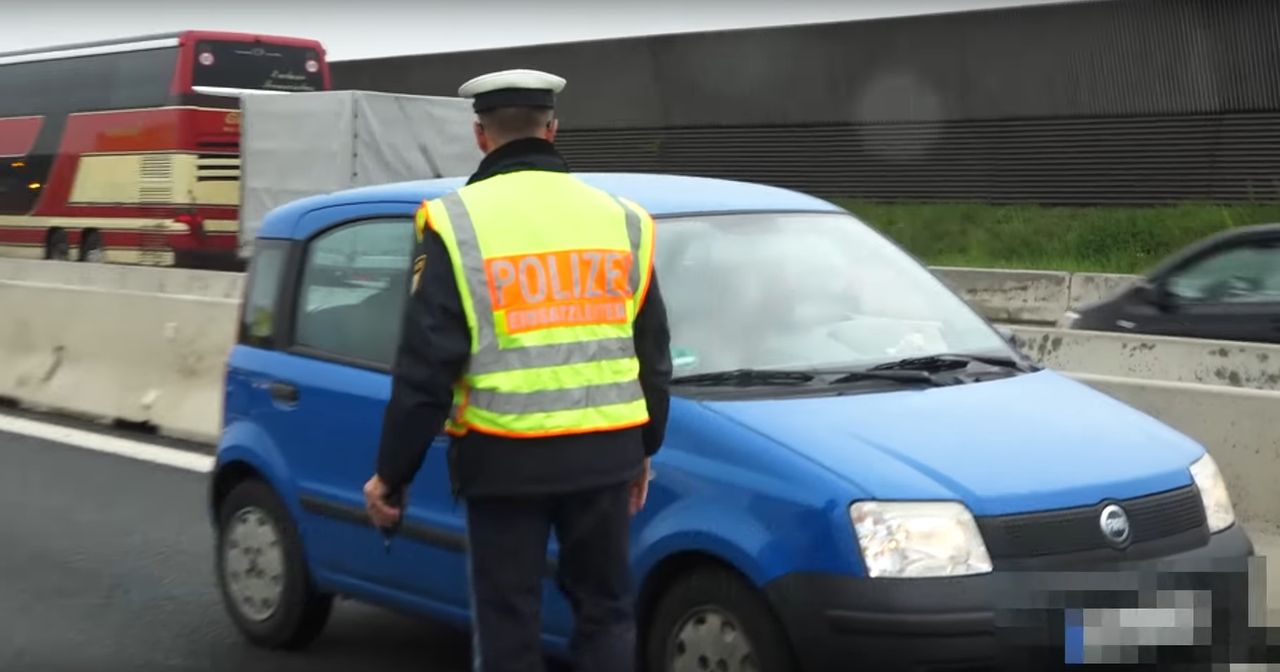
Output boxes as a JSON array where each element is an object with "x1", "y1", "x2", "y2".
[{"x1": 211, "y1": 173, "x2": 1254, "y2": 671}]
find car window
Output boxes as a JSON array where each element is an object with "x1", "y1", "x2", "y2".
[
  {"x1": 1164, "y1": 243, "x2": 1280, "y2": 304},
  {"x1": 293, "y1": 218, "x2": 414, "y2": 368},
  {"x1": 654, "y1": 212, "x2": 1012, "y2": 375},
  {"x1": 240, "y1": 239, "x2": 289, "y2": 347}
]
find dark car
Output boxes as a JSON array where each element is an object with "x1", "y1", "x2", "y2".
[{"x1": 1064, "y1": 224, "x2": 1280, "y2": 343}]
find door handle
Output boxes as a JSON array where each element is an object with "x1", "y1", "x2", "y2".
[{"x1": 268, "y1": 381, "x2": 300, "y2": 405}]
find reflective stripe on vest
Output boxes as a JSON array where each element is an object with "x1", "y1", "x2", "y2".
[
  {"x1": 422, "y1": 173, "x2": 655, "y2": 437},
  {"x1": 467, "y1": 378, "x2": 645, "y2": 415}
]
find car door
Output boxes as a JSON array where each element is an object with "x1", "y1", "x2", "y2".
[
  {"x1": 1155, "y1": 238, "x2": 1280, "y2": 344},
  {"x1": 270, "y1": 203, "x2": 468, "y2": 607}
]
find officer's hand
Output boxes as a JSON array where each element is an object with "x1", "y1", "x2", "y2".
[
  {"x1": 363, "y1": 474, "x2": 403, "y2": 529},
  {"x1": 629, "y1": 458, "x2": 651, "y2": 516}
]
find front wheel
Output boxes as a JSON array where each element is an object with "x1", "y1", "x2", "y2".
[
  {"x1": 645, "y1": 567, "x2": 799, "y2": 672},
  {"x1": 215, "y1": 479, "x2": 333, "y2": 650}
]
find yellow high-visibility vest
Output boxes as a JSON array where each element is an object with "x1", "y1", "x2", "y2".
[{"x1": 416, "y1": 170, "x2": 657, "y2": 438}]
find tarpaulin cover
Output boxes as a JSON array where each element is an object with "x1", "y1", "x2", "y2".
[{"x1": 239, "y1": 90, "x2": 481, "y2": 257}]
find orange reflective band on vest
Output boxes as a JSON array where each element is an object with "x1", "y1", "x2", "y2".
[{"x1": 486, "y1": 248, "x2": 634, "y2": 335}]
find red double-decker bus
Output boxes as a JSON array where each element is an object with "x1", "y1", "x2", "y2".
[{"x1": 0, "y1": 31, "x2": 331, "y2": 269}]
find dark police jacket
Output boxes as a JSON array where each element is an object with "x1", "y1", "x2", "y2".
[{"x1": 375, "y1": 138, "x2": 673, "y2": 498}]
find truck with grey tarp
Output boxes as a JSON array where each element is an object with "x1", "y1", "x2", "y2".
[{"x1": 237, "y1": 90, "x2": 482, "y2": 260}]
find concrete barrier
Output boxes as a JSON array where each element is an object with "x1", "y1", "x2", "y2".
[
  {"x1": 1013, "y1": 326, "x2": 1280, "y2": 391},
  {"x1": 931, "y1": 267, "x2": 1140, "y2": 324},
  {"x1": 932, "y1": 266, "x2": 1073, "y2": 324},
  {"x1": 1067, "y1": 272, "x2": 1138, "y2": 309},
  {"x1": 0, "y1": 278, "x2": 237, "y2": 443},
  {"x1": 0, "y1": 258, "x2": 244, "y2": 300}
]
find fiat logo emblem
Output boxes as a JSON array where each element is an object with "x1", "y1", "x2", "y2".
[{"x1": 1099, "y1": 504, "x2": 1131, "y2": 547}]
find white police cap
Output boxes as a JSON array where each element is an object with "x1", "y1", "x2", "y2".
[{"x1": 458, "y1": 69, "x2": 567, "y2": 113}]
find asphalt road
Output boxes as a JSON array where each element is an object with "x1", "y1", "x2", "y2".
[{"x1": 0, "y1": 427, "x2": 474, "y2": 672}]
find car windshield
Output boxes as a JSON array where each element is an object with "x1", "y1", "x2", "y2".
[{"x1": 654, "y1": 212, "x2": 1013, "y2": 376}]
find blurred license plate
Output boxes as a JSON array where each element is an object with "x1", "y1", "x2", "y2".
[{"x1": 1064, "y1": 606, "x2": 1205, "y2": 664}]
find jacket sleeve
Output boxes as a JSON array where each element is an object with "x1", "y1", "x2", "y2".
[
  {"x1": 633, "y1": 272, "x2": 673, "y2": 457},
  {"x1": 375, "y1": 226, "x2": 470, "y2": 492}
]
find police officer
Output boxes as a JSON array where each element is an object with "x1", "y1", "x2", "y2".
[{"x1": 363, "y1": 69, "x2": 672, "y2": 672}]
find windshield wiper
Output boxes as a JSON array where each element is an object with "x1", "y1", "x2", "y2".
[
  {"x1": 869, "y1": 353, "x2": 1039, "y2": 374},
  {"x1": 671, "y1": 368, "x2": 817, "y2": 387},
  {"x1": 825, "y1": 369, "x2": 949, "y2": 386},
  {"x1": 672, "y1": 356, "x2": 1036, "y2": 389}
]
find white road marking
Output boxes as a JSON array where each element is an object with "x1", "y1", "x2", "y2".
[{"x1": 0, "y1": 412, "x2": 213, "y2": 473}]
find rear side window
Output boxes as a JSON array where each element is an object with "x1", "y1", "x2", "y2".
[
  {"x1": 1166, "y1": 244, "x2": 1280, "y2": 304},
  {"x1": 292, "y1": 218, "x2": 414, "y2": 368},
  {"x1": 240, "y1": 239, "x2": 289, "y2": 347}
]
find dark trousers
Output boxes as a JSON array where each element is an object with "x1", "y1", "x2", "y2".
[{"x1": 464, "y1": 482, "x2": 635, "y2": 672}]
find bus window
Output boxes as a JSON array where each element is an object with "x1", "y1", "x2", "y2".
[
  {"x1": 101, "y1": 48, "x2": 180, "y2": 109},
  {"x1": 191, "y1": 40, "x2": 326, "y2": 93}
]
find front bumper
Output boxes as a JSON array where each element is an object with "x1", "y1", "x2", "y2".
[{"x1": 765, "y1": 524, "x2": 1263, "y2": 671}]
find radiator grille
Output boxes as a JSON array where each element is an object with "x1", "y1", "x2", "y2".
[{"x1": 977, "y1": 486, "x2": 1207, "y2": 559}]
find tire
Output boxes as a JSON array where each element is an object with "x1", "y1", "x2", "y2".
[
  {"x1": 214, "y1": 479, "x2": 333, "y2": 650},
  {"x1": 79, "y1": 230, "x2": 104, "y2": 263},
  {"x1": 45, "y1": 229, "x2": 69, "y2": 261},
  {"x1": 645, "y1": 567, "x2": 799, "y2": 672}
]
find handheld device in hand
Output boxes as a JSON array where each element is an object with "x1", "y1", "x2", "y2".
[{"x1": 381, "y1": 489, "x2": 404, "y2": 553}]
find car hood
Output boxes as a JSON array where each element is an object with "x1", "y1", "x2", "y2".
[{"x1": 699, "y1": 370, "x2": 1203, "y2": 516}]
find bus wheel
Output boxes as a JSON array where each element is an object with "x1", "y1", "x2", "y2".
[
  {"x1": 79, "y1": 230, "x2": 105, "y2": 263},
  {"x1": 45, "y1": 229, "x2": 70, "y2": 262}
]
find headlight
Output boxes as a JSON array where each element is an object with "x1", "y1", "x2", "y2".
[
  {"x1": 1189, "y1": 453, "x2": 1235, "y2": 533},
  {"x1": 850, "y1": 501, "x2": 993, "y2": 578},
  {"x1": 1058, "y1": 310, "x2": 1081, "y2": 329}
]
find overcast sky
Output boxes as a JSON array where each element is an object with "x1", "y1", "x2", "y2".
[{"x1": 9, "y1": 0, "x2": 1095, "y2": 61}]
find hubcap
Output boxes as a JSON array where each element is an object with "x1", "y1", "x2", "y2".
[
  {"x1": 85, "y1": 246, "x2": 105, "y2": 263},
  {"x1": 668, "y1": 607, "x2": 759, "y2": 672},
  {"x1": 222, "y1": 506, "x2": 286, "y2": 622}
]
